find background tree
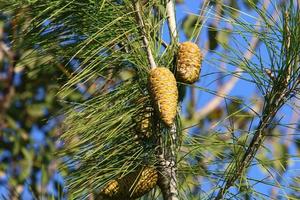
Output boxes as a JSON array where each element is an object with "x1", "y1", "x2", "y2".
[
  {"x1": 0, "y1": 0, "x2": 299, "y2": 200},
  {"x1": 0, "y1": 5, "x2": 82, "y2": 199}
]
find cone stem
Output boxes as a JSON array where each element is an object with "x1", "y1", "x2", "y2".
[{"x1": 133, "y1": 1, "x2": 157, "y2": 69}]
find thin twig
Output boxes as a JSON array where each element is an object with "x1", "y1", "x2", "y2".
[
  {"x1": 213, "y1": 0, "x2": 223, "y2": 26},
  {"x1": 284, "y1": 10, "x2": 292, "y2": 85},
  {"x1": 156, "y1": 36, "x2": 168, "y2": 48},
  {"x1": 200, "y1": 0, "x2": 222, "y2": 58},
  {"x1": 195, "y1": 0, "x2": 210, "y2": 44},
  {"x1": 133, "y1": 1, "x2": 156, "y2": 69},
  {"x1": 165, "y1": 0, "x2": 178, "y2": 43}
]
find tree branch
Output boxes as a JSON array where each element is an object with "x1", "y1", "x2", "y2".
[
  {"x1": 214, "y1": 2, "x2": 296, "y2": 198},
  {"x1": 157, "y1": 124, "x2": 179, "y2": 200},
  {"x1": 133, "y1": 1, "x2": 156, "y2": 69},
  {"x1": 165, "y1": 0, "x2": 178, "y2": 43},
  {"x1": 214, "y1": 77, "x2": 299, "y2": 198}
]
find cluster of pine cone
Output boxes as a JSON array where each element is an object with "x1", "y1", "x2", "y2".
[
  {"x1": 99, "y1": 42, "x2": 202, "y2": 200},
  {"x1": 149, "y1": 42, "x2": 203, "y2": 127}
]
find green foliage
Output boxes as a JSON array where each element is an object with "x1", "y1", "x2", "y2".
[
  {"x1": 208, "y1": 24, "x2": 218, "y2": 50},
  {"x1": 2, "y1": 0, "x2": 181, "y2": 199},
  {"x1": 0, "y1": 6, "x2": 82, "y2": 199},
  {"x1": 60, "y1": 82, "x2": 159, "y2": 198},
  {"x1": 182, "y1": 15, "x2": 200, "y2": 40},
  {"x1": 243, "y1": 0, "x2": 259, "y2": 9},
  {"x1": 1, "y1": 0, "x2": 299, "y2": 199}
]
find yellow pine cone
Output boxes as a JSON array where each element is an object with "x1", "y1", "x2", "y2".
[
  {"x1": 148, "y1": 67, "x2": 178, "y2": 127},
  {"x1": 131, "y1": 166, "x2": 158, "y2": 198},
  {"x1": 135, "y1": 106, "x2": 153, "y2": 139},
  {"x1": 177, "y1": 42, "x2": 203, "y2": 84},
  {"x1": 99, "y1": 166, "x2": 158, "y2": 200},
  {"x1": 101, "y1": 180, "x2": 119, "y2": 198}
]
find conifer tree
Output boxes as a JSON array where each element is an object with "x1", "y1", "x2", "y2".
[{"x1": 0, "y1": 0, "x2": 299, "y2": 199}]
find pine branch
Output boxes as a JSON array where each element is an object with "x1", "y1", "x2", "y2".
[
  {"x1": 157, "y1": 124, "x2": 179, "y2": 200},
  {"x1": 215, "y1": 78, "x2": 300, "y2": 199},
  {"x1": 214, "y1": 1, "x2": 300, "y2": 198},
  {"x1": 133, "y1": 0, "x2": 156, "y2": 69},
  {"x1": 165, "y1": 0, "x2": 178, "y2": 43}
]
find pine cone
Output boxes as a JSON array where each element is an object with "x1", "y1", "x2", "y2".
[
  {"x1": 130, "y1": 166, "x2": 158, "y2": 198},
  {"x1": 134, "y1": 106, "x2": 153, "y2": 139},
  {"x1": 148, "y1": 67, "x2": 178, "y2": 127},
  {"x1": 177, "y1": 42, "x2": 203, "y2": 84},
  {"x1": 99, "y1": 167, "x2": 158, "y2": 200},
  {"x1": 100, "y1": 180, "x2": 119, "y2": 198}
]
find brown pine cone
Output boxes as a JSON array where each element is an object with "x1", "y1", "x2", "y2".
[
  {"x1": 148, "y1": 67, "x2": 178, "y2": 127},
  {"x1": 134, "y1": 106, "x2": 153, "y2": 139},
  {"x1": 130, "y1": 166, "x2": 158, "y2": 198},
  {"x1": 177, "y1": 42, "x2": 203, "y2": 84},
  {"x1": 100, "y1": 180, "x2": 119, "y2": 198},
  {"x1": 99, "y1": 166, "x2": 158, "y2": 200}
]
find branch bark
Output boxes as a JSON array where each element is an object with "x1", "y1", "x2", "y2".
[
  {"x1": 157, "y1": 124, "x2": 179, "y2": 200},
  {"x1": 165, "y1": 0, "x2": 178, "y2": 43}
]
